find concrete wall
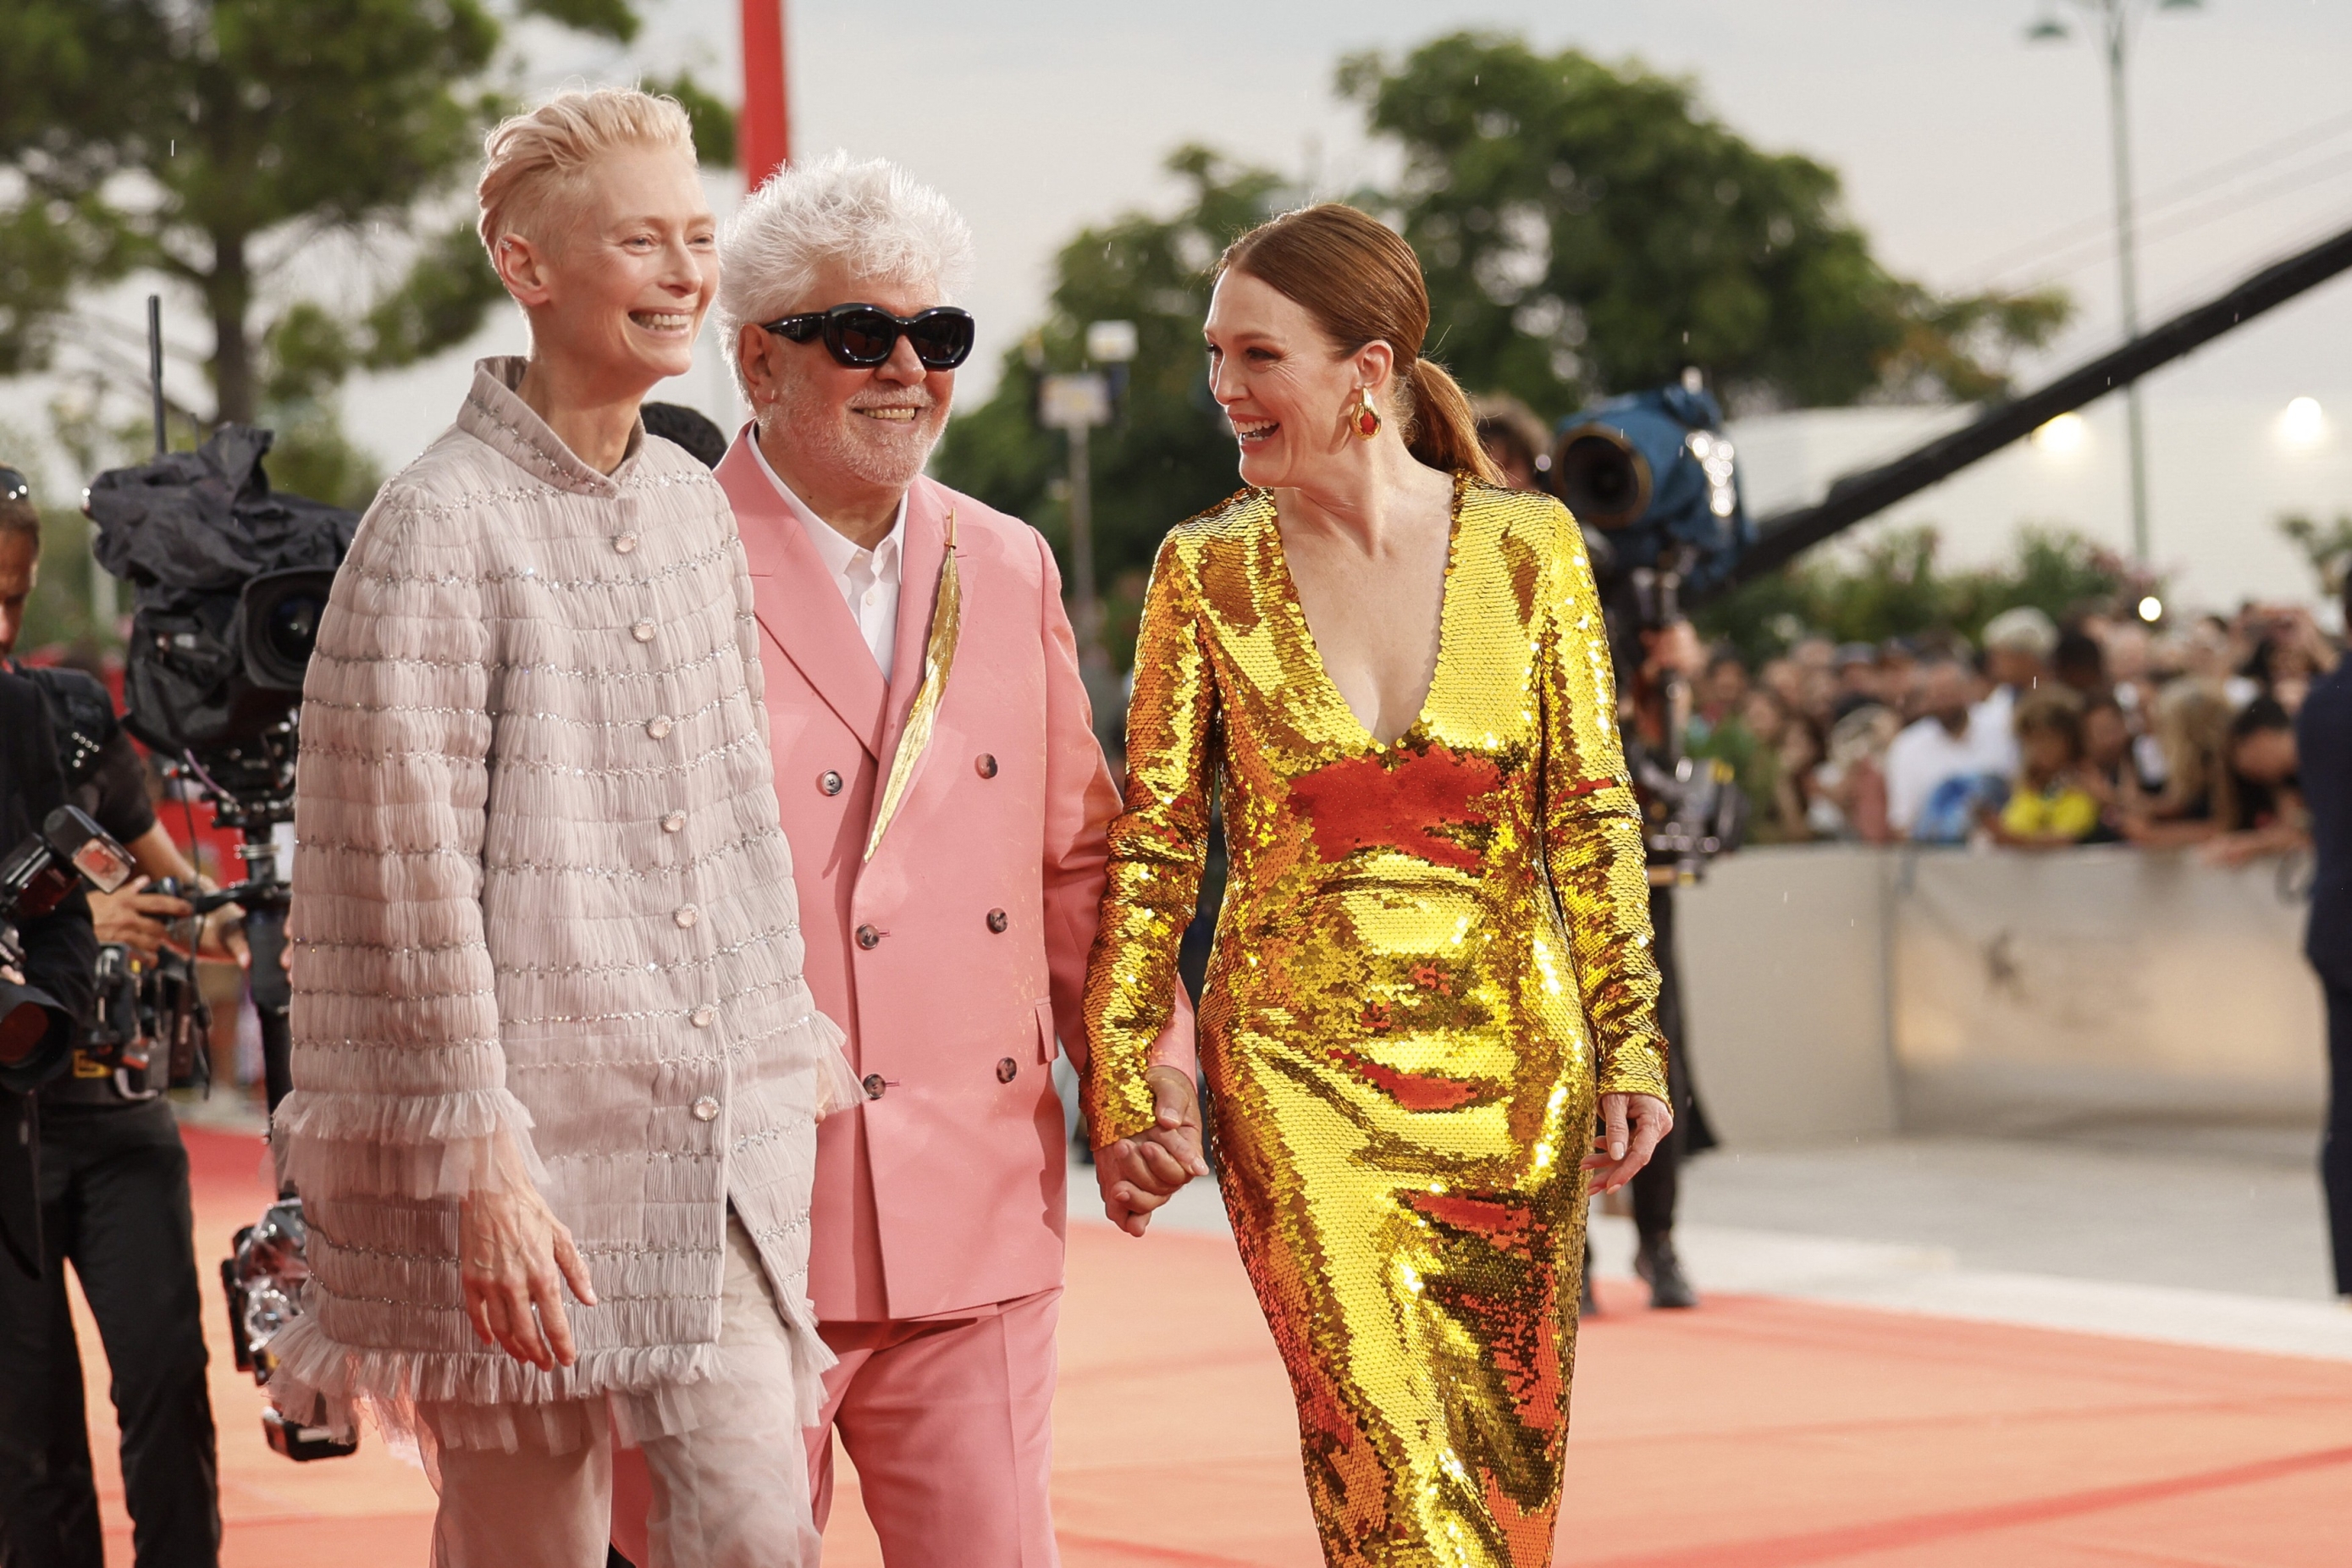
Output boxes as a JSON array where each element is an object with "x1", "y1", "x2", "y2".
[{"x1": 1672, "y1": 844, "x2": 2327, "y2": 1145}]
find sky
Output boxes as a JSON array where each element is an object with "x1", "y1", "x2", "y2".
[{"x1": 12, "y1": 0, "x2": 2352, "y2": 605}]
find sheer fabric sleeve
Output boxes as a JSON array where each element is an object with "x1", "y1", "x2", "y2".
[
  {"x1": 1080, "y1": 532, "x2": 1217, "y2": 1145},
  {"x1": 272, "y1": 494, "x2": 543, "y2": 1200},
  {"x1": 1536, "y1": 511, "x2": 1670, "y2": 1101}
]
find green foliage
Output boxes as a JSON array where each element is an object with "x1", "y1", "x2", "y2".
[
  {"x1": 934, "y1": 146, "x2": 1292, "y2": 593},
  {"x1": 1696, "y1": 523, "x2": 2156, "y2": 665},
  {"x1": 0, "y1": 0, "x2": 726, "y2": 439},
  {"x1": 2278, "y1": 511, "x2": 2352, "y2": 599},
  {"x1": 1336, "y1": 33, "x2": 2068, "y2": 415},
  {"x1": 643, "y1": 71, "x2": 738, "y2": 169},
  {"x1": 20, "y1": 505, "x2": 104, "y2": 655}
]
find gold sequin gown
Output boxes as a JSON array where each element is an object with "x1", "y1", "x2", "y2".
[{"x1": 1083, "y1": 475, "x2": 1667, "y2": 1568}]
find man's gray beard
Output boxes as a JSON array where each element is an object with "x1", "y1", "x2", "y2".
[{"x1": 771, "y1": 379, "x2": 943, "y2": 492}]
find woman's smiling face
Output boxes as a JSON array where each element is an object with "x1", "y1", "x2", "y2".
[{"x1": 1203, "y1": 268, "x2": 1367, "y2": 491}]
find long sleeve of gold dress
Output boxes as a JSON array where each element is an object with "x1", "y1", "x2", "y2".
[{"x1": 1083, "y1": 474, "x2": 1667, "y2": 1567}]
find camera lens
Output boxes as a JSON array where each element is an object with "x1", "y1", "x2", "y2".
[
  {"x1": 237, "y1": 567, "x2": 340, "y2": 692},
  {"x1": 264, "y1": 591, "x2": 323, "y2": 668},
  {"x1": 1553, "y1": 425, "x2": 1653, "y2": 530}
]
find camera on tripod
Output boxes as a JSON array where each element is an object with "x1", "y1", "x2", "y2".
[
  {"x1": 1552, "y1": 375, "x2": 1756, "y2": 881},
  {"x1": 87, "y1": 420, "x2": 358, "y2": 1460}
]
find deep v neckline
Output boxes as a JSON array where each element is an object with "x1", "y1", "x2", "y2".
[{"x1": 1267, "y1": 471, "x2": 1468, "y2": 753}]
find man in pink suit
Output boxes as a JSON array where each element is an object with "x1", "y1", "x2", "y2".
[{"x1": 640, "y1": 152, "x2": 1198, "y2": 1565}]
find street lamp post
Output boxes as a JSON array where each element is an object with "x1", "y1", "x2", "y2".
[
  {"x1": 2028, "y1": 0, "x2": 2201, "y2": 565},
  {"x1": 1037, "y1": 321, "x2": 1138, "y2": 685}
]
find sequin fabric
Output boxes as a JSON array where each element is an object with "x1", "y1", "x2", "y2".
[{"x1": 1083, "y1": 475, "x2": 1667, "y2": 1566}]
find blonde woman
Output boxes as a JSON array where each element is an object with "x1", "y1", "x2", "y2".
[{"x1": 267, "y1": 88, "x2": 848, "y2": 1567}]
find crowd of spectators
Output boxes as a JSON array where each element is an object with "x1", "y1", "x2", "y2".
[{"x1": 1679, "y1": 602, "x2": 2335, "y2": 862}]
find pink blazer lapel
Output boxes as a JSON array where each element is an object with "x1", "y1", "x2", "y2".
[
  {"x1": 717, "y1": 428, "x2": 890, "y2": 759},
  {"x1": 866, "y1": 480, "x2": 954, "y2": 842}
]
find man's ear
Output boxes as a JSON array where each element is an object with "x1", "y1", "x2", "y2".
[{"x1": 737, "y1": 321, "x2": 777, "y2": 408}]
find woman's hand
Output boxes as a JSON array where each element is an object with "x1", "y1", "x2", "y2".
[
  {"x1": 1096, "y1": 1065, "x2": 1211, "y2": 1238},
  {"x1": 1582, "y1": 1092, "x2": 1672, "y2": 1195},
  {"x1": 457, "y1": 1140, "x2": 596, "y2": 1370}
]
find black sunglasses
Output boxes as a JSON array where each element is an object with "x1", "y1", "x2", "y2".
[
  {"x1": 760, "y1": 302, "x2": 975, "y2": 371},
  {"x1": 0, "y1": 467, "x2": 27, "y2": 505}
]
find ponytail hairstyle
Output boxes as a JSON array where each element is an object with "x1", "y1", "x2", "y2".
[{"x1": 1217, "y1": 203, "x2": 1503, "y2": 486}]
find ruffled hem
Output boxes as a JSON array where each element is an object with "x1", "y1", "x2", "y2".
[
  {"x1": 271, "y1": 1086, "x2": 544, "y2": 1200},
  {"x1": 811, "y1": 1023, "x2": 862, "y2": 1121},
  {"x1": 264, "y1": 1295, "x2": 834, "y2": 1459}
]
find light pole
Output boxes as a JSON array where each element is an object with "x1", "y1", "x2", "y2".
[
  {"x1": 2027, "y1": 0, "x2": 2201, "y2": 565},
  {"x1": 1037, "y1": 320, "x2": 1137, "y2": 684}
]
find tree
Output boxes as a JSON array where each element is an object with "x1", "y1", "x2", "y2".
[
  {"x1": 1694, "y1": 523, "x2": 2159, "y2": 665},
  {"x1": 934, "y1": 146, "x2": 1291, "y2": 661},
  {"x1": 0, "y1": 1, "x2": 734, "y2": 505},
  {"x1": 1338, "y1": 34, "x2": 2069, "y2": 416},
  {"x1": 2279, "y1": 512, "x2": 2352, "y2": 601}
]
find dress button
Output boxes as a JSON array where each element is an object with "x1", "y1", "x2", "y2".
[
  {"x1": 691, "y1": 1006, "x2": 716, "y2": 1029},
  {"x1": 986, "y1": 908, "x2": 1008, "y2": 934},
  {"x1": 819, "y1": 770, "x2": 843, "y2": 797},
  {"x1": 861, "y1": 1074, "x2": 887, "y2": 1101},
  {"x1": 615, "y1": 533, "x2": 639, "y2": 555},
  {"x1": 648, "y1": 715, "x2": 675, "y2": 740},
  {"x1": 631, "y1": 620, "x2": 656, "y2": 643},
  {"x1": 996, "y1": 1057, "x2": 1019, "y2": 1084},
  {"x1": 691, "y1": 1096, "x2": 719, "y2": 1122},
  {"x1": 975, "y1": 753, "x2": 998, "y2": 779},
  {"x1": 662, "y1": 810, "x2": 687, "y2": 834},
  {"x1": 855, "y1": 924, "x2": 881, "y2": 950},
  {"x1": 674, "y1": 904, "x2": 699, "y2": 929}
]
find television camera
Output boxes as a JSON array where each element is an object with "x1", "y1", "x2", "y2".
[
  {"x1": 1551, "y1": 374, "x2": 1753, "y2": 881},
  {"x1": 86, "y1": 418, "x2": 358, "y2": 1460}
]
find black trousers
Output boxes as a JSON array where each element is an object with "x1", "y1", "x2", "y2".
[
  {"x1": 1631, "y1": 884, "x2": 1714, "y2": 1243},
  {"x1": 0, "y1": 1099, "x2": 219, "y2": 1568},
  {"x1": 2324, "y1": 973, "x2": 2352, "y2": 1296}
]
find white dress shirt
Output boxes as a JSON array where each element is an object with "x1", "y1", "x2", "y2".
[{"x1": 751, "y1": 437, "x2": 908, "y2": 682}]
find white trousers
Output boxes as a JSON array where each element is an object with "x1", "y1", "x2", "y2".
[{"x1": 428, "y1": 1217, "x2": 820, "y2": 1568}]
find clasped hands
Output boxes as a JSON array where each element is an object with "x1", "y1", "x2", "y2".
[{"x1": 1095, "y1": 1064, "x2": 1211, "y2": 1237}]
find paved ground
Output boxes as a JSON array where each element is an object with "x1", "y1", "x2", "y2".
[{"x1": 66, "y1": 1116, "x2": 2352, "y2": 1565}]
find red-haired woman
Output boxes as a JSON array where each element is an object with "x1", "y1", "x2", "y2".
[{"x1": 1082, "y1": 204, "x2": 1670, "y2": 1566}]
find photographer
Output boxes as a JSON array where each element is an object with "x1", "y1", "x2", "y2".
[{"x1": 0, "y1": 469, "x2": 220, "y2": 1568}]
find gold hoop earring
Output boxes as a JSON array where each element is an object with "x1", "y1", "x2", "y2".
[{"x1": 1352, "y1": 389, "x2": 1381, "y2": 440}]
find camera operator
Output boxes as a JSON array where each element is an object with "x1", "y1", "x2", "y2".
[
  {"x1": 1608, "y1": 615, "x2": 1719, "y2": 1311},
  {"x1": 0, "y1": 469, "x2": 221, "y2": 1568}
]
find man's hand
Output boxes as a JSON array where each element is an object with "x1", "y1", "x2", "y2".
[
  {"x1": 1095, "y1": 1065, "x2": 1211, "y2": 1238},
  {"x1": 88, "y1": 877, "x2": 195, "y2": 963},
  {"x1": 457, "y1": 1147, "x2": 597, "y2": 1370},
  {"x1": 1581, "y1": 1092, "x2": 1673, "y2": 1195}
]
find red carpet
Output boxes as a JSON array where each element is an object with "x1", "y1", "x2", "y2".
[{"x1": 56, "y1": 1125, "x2": 2352, "y2": 1565}]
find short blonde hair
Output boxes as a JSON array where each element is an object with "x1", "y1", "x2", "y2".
[{"x1": 477, "y1": 86, "x2": 696, "y2": 254}]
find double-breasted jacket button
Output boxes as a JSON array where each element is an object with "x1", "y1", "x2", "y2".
[
  {"x1": 861, "y1": 1074, "x2": 887, "y2": 1101},
  {"x1": 855, "y1": 924, "x2": 881, "y2": 950},
  {"x1": 996, "y1": 1057, "x2": 1019, "y2": 1084},
  {"x1": 975, "y1": 753, "x2": 998, "y2": 779},
  {"x1": 674, "y1": 904, "x2": 700, "y2": 929},
  {"x1": 631, "y1": 619, "x2": 657, "y2": 644},
  {"x1": 662, "y1": 810, "x2": 687, "y2": 834},
  {"x1": 986, "y1": 908, "x2": 1009, "y2": 934},
  {"x1": 648, "y1": 715, "x2": 675, "y2": 740},
  {"x1": 690, "y1": 1006, "x2": 716, "y2": 1029},
  {"x1": 690, "y1": 1095, "x2": 720, "y2": 1122},
  {"x1": 819, "y1": 770, "x2": 843, "y2": 797},
  {"x1": 614, "y1": 532, "x2": 639, "y2": 555}
]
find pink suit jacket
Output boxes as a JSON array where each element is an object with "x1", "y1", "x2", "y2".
[{"x1": 719, "y1": 430, "x2": 1190, "y2": 1322}]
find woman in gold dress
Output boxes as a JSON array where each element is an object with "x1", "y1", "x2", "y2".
[{"x1": 1082, "y1": 204, "x2": 1673, "y2": 1567}]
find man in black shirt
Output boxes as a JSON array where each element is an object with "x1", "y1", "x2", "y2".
[
  {"x1": 0, "y1": 470, "x2": 222, "y2": 1568},
  {"x1": 2299, "y1": 584, "x2": 2352, "y2": 1300}
]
